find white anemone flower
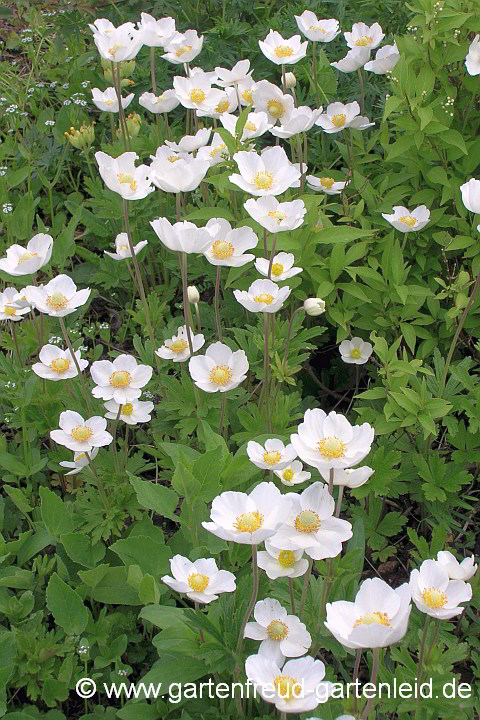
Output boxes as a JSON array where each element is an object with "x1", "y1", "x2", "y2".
[
  {"x1": 460, "y1": 178, "x2": 480, "y2": 213},
  {"x1": 230, "y1": 146, "x2": 300, "y2": 196},
  {"x1": 203, "y1": 218, "x2": 258, "y2": 267},
  {"x1": 436, "y1": 551, "x2": 477, "y2": 582},
  {"x1": 291, "y1": 409, "x2": 374, "y2": 471},
  {"x1": 274, "y1": 461, "x2": 312, "y2": 487},
  {"x1": 162, "y1": 29, "x2": 204, "y2": 65},
  {"x1": 32, "y1": 345, "x2": 88, "y2": 380},
  {"x1": 331, "y1": 47, "x2": 371, "y2": 73},
  {"x1": 150, "y1": 217, "x2": 213, "y2": 254},
  {"x1": 339, "y1": 337, "x2": 373, "y2": 364},
  {"x1": 0, "y1": 288, "x2": 31, "y2": 321},
  {"x1": 255, "y1": 252, "x2": 302, "y2": 282},
  {"x1": 247, "y1": 438, "x2": 297, "y2": 471},
  {"x1": 137, "y1": 13, "x2": 176, "y2": 47},
  {"x1": 95, "y1": 152, "x2": 154, "y2": 200},
  {"x1": 161, "y1": 555, "x2": 236, "y2": 604},
  {"x1": 0, "y1": 233, "x2": 53, "y2": 276},
  {"x1": 202, "y1": 481, "x2": 290, "y2": 545},
  {"x1": 344, "y1": 22, "x2": 385, "y2": 49},
  {"x1": 197, "y1": 133, "x2": 229, "y2": 167},
  {"x1": 382, "y1": 205, "x2": 430, "y2": 232},
  {"x1": 220, "y1": 111, "x2": 273, "y2": 140},
  {"x1": 197, "y1": 87, "x2": 238, "y2": 119},
  {"x1": 104, "y1": 233, "x2": 148, "y2": 260},
  {"x1": 410, "y1": 559, "x2": 472, "y2": 620},
  {"x1": 304, "y1": 298, "x2": 326, "y2": 316},
  {"x1": 25, "y1": 275, "x2": 90, "y2": 317},
  {"x1": 465, "y1": 34, "x2": 480, "y2": 76},
  {"x1": 59, "y1": 448, "x2": 99, "y2": 475},
  {"x1": 214, "y1": 59, "x2": 252, "y2": 86},
  {"x1": 258, "y1": 539, "x2": 310, "y2": 579},
  {"x1": 104, "y1": 399, "x2": 154, "y2": 425},
  {"x1": 253, "y1": 80, "x2": 295, "y2": 124},
  {"x1": 245, "y1": 197, "x2": 306, "y2": 235},
  {"x1": 245, "y1": 598, "x2": 312, "y2": 665},
  {"x1": 245, "y1": 654, "x2": 333, "y2": 713},
  {"x1": 259, "y1": 30, "x2": 308, "y2": 66},
  {"x1": 234, "y1": 278, "x2": 291, "y2": 314},
  {"x1": 188, "y1": 341, "x2": 249, "y2": 393},
  {"x1": 188, "y1": 66, "x2": 218, "y2": 82},
  {"x1": 269, "y1": 482, "x2": 353, "y2": 560},
  {"x1": 173, "y1": 73, "x2": 224, "y2": 112},
  {"x1": 90, "y1": 354, "x2": 153, "y2": 404},
  {"x1": 319, "y1": 466, "x2": 374, "y2": 489},
  {"x1": 270, "y1": 106, "x2": 323, "y2": 138},
  {"x1": 91, "y1": 87, "x2": 134, "y2": 113},
  {"x1": 138, "y1": 90, "x2": 180, "y2": 113},
  {"x1": 307, "y1": 174, "x2": 348, "y2": 195},
  {"x1": 156, "y1": 325, "x2": 205, "y2": 362},
  {"x1": 149, "y1": 147, "x2": 210, "y2": 193},
  {"x1": 50, "y1": 411, "x2": 113, "y2": 452},
  {"x1": 294, "y1": 12, "x2": 340, "y2": 42},
  {"x1": 165, "y1": 128, "x2": 211, "y2": 152},
  {"x1": 238, "y1": 76, "x2": 256, "y2": 106},
  {"x1": 325, "y1": 578, "x2": 412, "y2": 649},
  {"x1": 93, "y1": 26, "x2": 143, "y2": 62},
  {"x1": 315, "y1": 101, "x2": 375, "y2": 133},
  {"x1": 364, "y1": 44, "x2": 400, "y2": 74},
  {"x1": 88, "y1": 18, "x2": 121, "y2": 35}
]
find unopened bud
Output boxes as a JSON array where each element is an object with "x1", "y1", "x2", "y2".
[
  {"x1": 101, "y1": 58, "x2": 136, "y2": 79},
  {"x1": 187, "y1": 286, "x2": 200, "y2": 303},
  {"x1": 304, "y1": 298, "x2": 325, "y2": 316},
  {"x1": 64, "y1": 122, "x2": 95, "y2": 149},
  {"x1": 285, "y1": 72, "x2": 296, "y2": 88}
]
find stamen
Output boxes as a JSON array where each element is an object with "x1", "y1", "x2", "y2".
[
  {"x1": 50, "y1": 358, "x2": 70, "y2": 374},
  {"x1": 399, "y1": 215, "x2": 417, "y2": 227},
  {"x1": 263, "y1": 450, "x2": 282, "y2": 466},
  {"x1": 275, "y1": 45, "x2": 294, "y2": 58},
  {"x1": 187, "y1": 572, "x2": 209, "y2": 592},
  {"x1": 71, "y1": 426, "x2": 93, "y2": 442},
  {"x1": 211, "y1": 240, "x2": 234, "y2": 259},
  {"x1": 233, "y1": 511, "x2": 264, "y2": 532},
  {"x1": 210, "y1": 365, "x2": 232, "y2": 385},
  {"x1": 267, "y1": 99, "x2": 284, "y2": 119},
  {"x1": 253, "y1": 293, "x2": 274, "y2": 304},
  {"x1": 267, "y1": 620, "x2": 289, "y2": 641},
  {"x1": 294, "y1": 509, "x2": 321, "y2": 533},
  {"x1": 189, "y1": 88, "x2": 205, "y2": 103},
  {"x1": 317, "y1": 436, "x2": 345, "y2": 459},
  {"x1": 422, "y1": 587, "x2": 447, "y2": 609},
  {"x1": 109, "y1": 370, "x2": 132, "y2": 387},
  {"x1": 46, "y1": 292, "x2": 69, "y2": 310},
  {"x1": 320, "y1": 177, "x2": 335, "y2": 189},
  {"x1": 253, "y1": 171, "x2": 274, "y2": 190},
  {"x1": 278, "y1": 550, "x2": 295, "y2": 567},
  {"x1": 331, "y1": 113, "x2": 346, "y2": 128},
  {"x1": 354, "y1": 611, "x2": 391, "y2": 627}
]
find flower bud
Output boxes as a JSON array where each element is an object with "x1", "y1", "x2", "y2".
[
  {"x1": 101, "y1": 58, "x2": 136, "y2": 79},
  {"x1": 64, "y1": 122, "x2": 95, "y2": 150},
  {"x1": 285, "y1": 72, "x2": 296, "y2": 88},
  {"x1": 187, "y1": 286, "x2": 200, "y2": 303},
  {"x1": 116, "y1": 113, "x2": 141, "y2": 140},
  {"x1": 304, "y1": 298, "x2": 325, "y2": 316}
]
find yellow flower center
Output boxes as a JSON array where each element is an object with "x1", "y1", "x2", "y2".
[
  {"x1": 116, "y1": 173, "x2": 137, "y2": 191},
  {"x1": 4, "y1": 306, "x2": 16, "y2": 316},
  {"x1": 294, "y1": 509, "x2": 321, "y2": 533},
  {"x1": 104, "y1": 99, "x2": 115, "y2": 106},
  {"x1": 189, "y1": 88, "x2": 205, "y2": 104},
  {"x1": 355, "y1": 35, "x2": 373, "y2": 46},
  {"x1": 422, "y1": 587, "x2": 448, "y2": 609},
  {"x1": 18, "y1": 251, "x2": 39, "y2": 264},
  {"x1": 309, "y1": 25, "x2": 326, "y2": 32},
  {"x1": 187, "y1": 572, "x2": 209, "y2": 592},
  {"x1": 271, "y1": 263, "x2": 284, "y2": 277},
  {"x1": 46, "y1": 292, "x2": 69, "y2": 310},
  {"x1": 50, "y1": 357, "x2": 70, "y2": 374},
  {"x1": 275, "y1": 45, "x2": 294, "y2": 58},
  {"x1": 155, "y1": 94, "x2": 166, "y2": 102},
  {"x1": 320, "y1": 177, "x2": 335, "y2": 189},
  {"x1": 263, "y1": 450, "x2": 282, "y2": 466},
  {"x1": 399, "y1": 215, "x2": 417, "y2": 227},
  {"x1": 253, "y1": 170, "x2": 274, "y2": 190},
  {"x1": 245, "y1": 121, "x2": 257, "y2": 131},
  {"x1": 118, "y1": 244, "x2": 130, "y2": 251},
  {"x1": 242, "y1": 89, "x2": 253, "y2": 104},
  {"x1": 253, "y1": 293, "x2": 274, "y2": 304},
  {"x1": 168, "y1": 155, "x2": 180, "y2": 163},
  {"x1": 351, "y1": 348, "x2": 361, "y2": 359},
  {"x1": 210, "y1": 143, "x2": 227, "y2": 157},
  {"x1": 267, "y1": 620, "x2": 289, "y2": 641},
  {"x1": 278, "y1": 549, "x2": 296, "y2": 567},
  {"x1": 210, "y1": 364, "x2": 232, "y2": 385},
  {"x1": 212, "y1": 240, "x2": 234, "y2": 259},
  {"x1": 354, "y1": 611, "x2": 391, "y2": 627},
  {"x1": 331, "y1": 113, "x2": 346, "y2": 128},
  {"x1": 233, "y1": 510, "x2": 264, "y2": 533},
  {"x1": 317, "y1": 436, "x2": 345, "y2": 459},
  {"x1": 121, "y1": 403, "x2": 133, "y2": 416},
  {"x1": 267, "y1": 99, "x2": 285, "y2": 119},
  {"x1": 170, "y1": 338, "x2": 188, "y2": 353},
  {"x1": 76, "y1": 452, "x2": 88, "y2": 460},
  {"x1": 283, "y1": 468, "x2": 294, "y2": 482},
  {"x1": 267, "y1": 210, "x2": 287, "y2": 224},
  {"x1": 215, "y1": 99, "x2": 229, "y2": 113},
  {"x1": 274, "y1": 675, "x2": 302, "y2": 701},
  {"x1": 71, "y1": 425, "x2": 93, "y2": 442},
  {"x1": 108, "y1": 44, "x2": 123, "y2": 57},
  {"x1": 109, "y1": 370, "x2": 132, "y2": 387},
  {"x1": 175, "y1": 45, "x2": 192, "y2": 57}
]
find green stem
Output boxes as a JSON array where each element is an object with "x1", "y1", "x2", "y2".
[
  {"x1": 360, "y1": 647, "x2": 380, "y2": 720},
  {"x1": 180, "y1": 253, "x2": 194, "y2": 356},
  {"x1": 214, "y1": 266, "x2": 223, "y2": 340},
  {"x1": 10, "y1": 322, "x2": 22, "y2": 366},
  {"x1": 194, "y1": 601, "x2": 205, "y2": 643},
  {"x1": 150, "y1": 47, "x2": 157, "y2": 95},
  {"x1": 312, "y1": 42, "x2": 320, "y2": 108},
  {"x1": 358, "y1": 68, "x2": 365, "y2": 115},
  {"x1": 111, "y1": 404, "x2": 121, "y2": 473},
  {"x1": 282, "y1": 307, "x2": 303, "y2": 366},
  {"x1": 58, "y1": 317, "x2": 92, "y2": 414},
  {"x1": 111, "y1": 61, "x2": 130, "y2": 151},
  {"x1": 87, "y1": 452, "x2": 108, "y2": 506},
  {"x1": 288, "y1": 577, "x2": 296, "y2": 615},
  {"x1": 267, "y1": 237, "x2": 277, "y2": 279},
  {"x1": 263, "y1": 313, "x2": 271, "y2": 432},
  {"x1": 299, "y1": 557, "x2": 313, "y2": 620},
  {"x1": 335, "y1": 485, "x2": 344, "y2": 517},
  {"x1": 281, "y1": 64, "x2": 287, "y2": 93},
  {"x1": 234, "y1": 545, "x2": 259, "y2": 716}
]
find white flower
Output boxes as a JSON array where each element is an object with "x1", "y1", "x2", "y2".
[
  {"x1": 189, "y1": 341, "x2": 249, "y2": 393},
  {"x1": 344, "y1": 22, "x2": 385, "y2": 49},
  {"x1": 382, "y1": 205, "x2": 430, "y2": 232},
  {"x1": 234, "y1": 278, "x2": 291, "y2": 314},
  {"x1": 291, "y1": 409, "x2": 374, "y2": 471},
  {"x1": 238, "y1": 75, "x2": 256, "y2": 106},
  {"x1": 465, "y1": 34, "x2": 480, "y2": 76},
  {"x1": 269, "y1": 482, "x2": 353, "y2": 560},
  {"x1": 95, "y1": 152, "x2": 154, "y2": 200},
  {"x1": 91, "y1": 87, "x2": 134, "y2": 113},
  {"x1": 104, "y1": 233, "x2": 147, "y2": 260},
  {"x1": 60, "y1": 448, "x2": 99, "y2": 475},
  {"x1": 275, "y1": 461, "x2": 312, "y2": 487},
  {"x1": 0, "y1": 288, "x2": 30, "y2": 321},
  {"x1": 25, "y1": 275, "x2": 90, "y2": 317},
  {"x1": 331, "y1": 47, "x2": 371, "y2": 73},
  {"x1": 410, "y1": 559, "x2": 472, "y2": 620},
  {"x1": 202, "y1": 481, "x2": 290, "y2": 545},
  {"x1": 214, "y1": 59, "x2": 252, "y2": 86},
  {"x1": 247, "y1": 438, "x2": 297, "y2": 470},
  {"x1": 245, "y1": 197, "x2": 306, "y2": 235},
  {"x1": 315, "y1": 101, "x2": 375, "y2": 133},
  {"x1": 162, "y1": 29, "x2": 203, "y2": 64},
  {"x1": 0, "y1": 233, "x2": 53, "y2": 276},
  {"x1": 173, "y1": 73, "x2": 224, "y2": 112},
  {"x1": 203, "y1": 218, "x2": 257, "y2": 267},
  {"x1": 460, "y1": 178, "x2": 480, "y2": 213},
  {"x1": 139, "y1": 90, "x2": 180, "y2": 114},
  {"x1": 104, "y1": 398, "x2": 154, "y2": 425},
  {"x1": 149, "y1": 147, "x2": 209, "y2": 193},
  {"x1": 197, "y1": 87, "x2": 238, "y2": 119},
  {"x1": 294, "y1": 12, "x2": 340, "y2": 42},
  {"x1": 304, "y1": 298, "x2": 326, "y2": 316},
  {"x1": 88, "y1": 18, "x2": 129, "y2": 35},
  {"x1": 259, "y1": 30, "x2": 308, "y2": 66},
  {"x1": 270, "y1": 106, "x2": 323, "y2": 138},
  {"x1": 32, "y1": 345, "x2": 88, "y2": 380},
  {"x1": 187, "y1": 286, "x2": 200, "y2": 303},
  {"x1": 220, "y1": 111, "x2": 273, "y2": 140},
  {"x1": 165, "y1": 128, "x2": 211, "y2": 152},
  {"x1": 156, "y1": 325, "x2": 205, "y2": 362},
  {"x1": 253, "y1": 80, "x2": 295, "y2": 124},
  {"x1": 137, "y1": 13, "x2": 176, "y2": 47},
  {"x1": 339, "y1": 337, "x2": 373, "y2": 364},
  {"x1": 319, "y1": 466, "x2": 374, "y2": 489},
  {"x1": 258, "y1": 538, "x2": 310, "y2": 579},
  {"x1": 150, "y1": 217, "x2": 213, "y2": 254},
  {"x1": 285, "y1": 72, "x2": 296, "y2": 88},
  {"x1": 255, "y1": 252, "x2": 302, "y2": 282},
  {"x1": 325, "y1": 578, "x2": 412, "y2": 649},
  {"x1": 307, "y1": 175, "x2": 348, "y2": 195},
  {"x1": 230, "y1": 146, "x2": 300, "y2": 196},
  {"x1": 93, "y1": 26, "x2": 143, "y2": 62},
  {"x1": 91, "y1": 354, "x2": 152, "y2": 404},
  {"x1": 197, "y1": 132, "x2": 229, "y2": 167},
  {"x1": 364, "y1": 44, "x2": 400, "y2": 74},
  {"x1": 245, "y1": 598, "x2": 312, "y2": 665},
  {"x1": 50, "y1": 411, "x2": 113, "y2": 452},
  {"x1": 436, "y1": 551, "x2": 477, "y2": 581},
  {"x1": 161, "y1": 555, "x2": 235, "y2": 604},
  {"x1": 245, "y1": 654, "x2": 333, "y2": 713}
]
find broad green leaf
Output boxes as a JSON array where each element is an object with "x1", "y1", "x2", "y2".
[
  {"x1": 129, "y1": 475, "x2": 179, "y2": 521},
  {"x1": 46, "y1": 572, "x2": 89, "y2": 635}
]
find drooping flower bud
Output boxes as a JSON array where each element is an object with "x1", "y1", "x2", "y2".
[
  {"x1": 187, "y1": 286, "x2": 200, "y2": 303},
  {"x1": 303, "y1": 298, "x2": 325, "y2": 316},
  {"x1": 64, "y1": 122, "x2": 95, "y2": 150}
]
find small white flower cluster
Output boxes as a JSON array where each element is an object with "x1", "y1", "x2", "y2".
[
  {"x1": 441, "y1": 95, "x2": 455, "y2": 116},
  {"x1": 2, "y1": 203, "x2": 12, "y2": 213}
]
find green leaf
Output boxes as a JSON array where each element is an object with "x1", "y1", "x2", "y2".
[
  {"x1": 3, "y1": 486, "x2": 32, "y2": 514},
  {"x1": 46, "y1": 572, "x2": 89, "y2": 635},
  {"x1": 40, "y1": 486, "x2": 75, "y2": 537},
  {"x1": 0, "y1": 452, "x2": 28, "y2": 476},
  {"x1": 110, "y1": 536, "x2": 172, "y2": 576},
  {"x1": 315, "y1": 227, "x2": 373, "y2": 244},
  {"x1": 183, "y1": 207, "x2": 234, "y2": 222},
  {"x1": 129, "y1": 474, "x2": 179, "y2": 521},
  {"x1": 60, "y1": 532, "x2": 105, "y2": 568}
]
